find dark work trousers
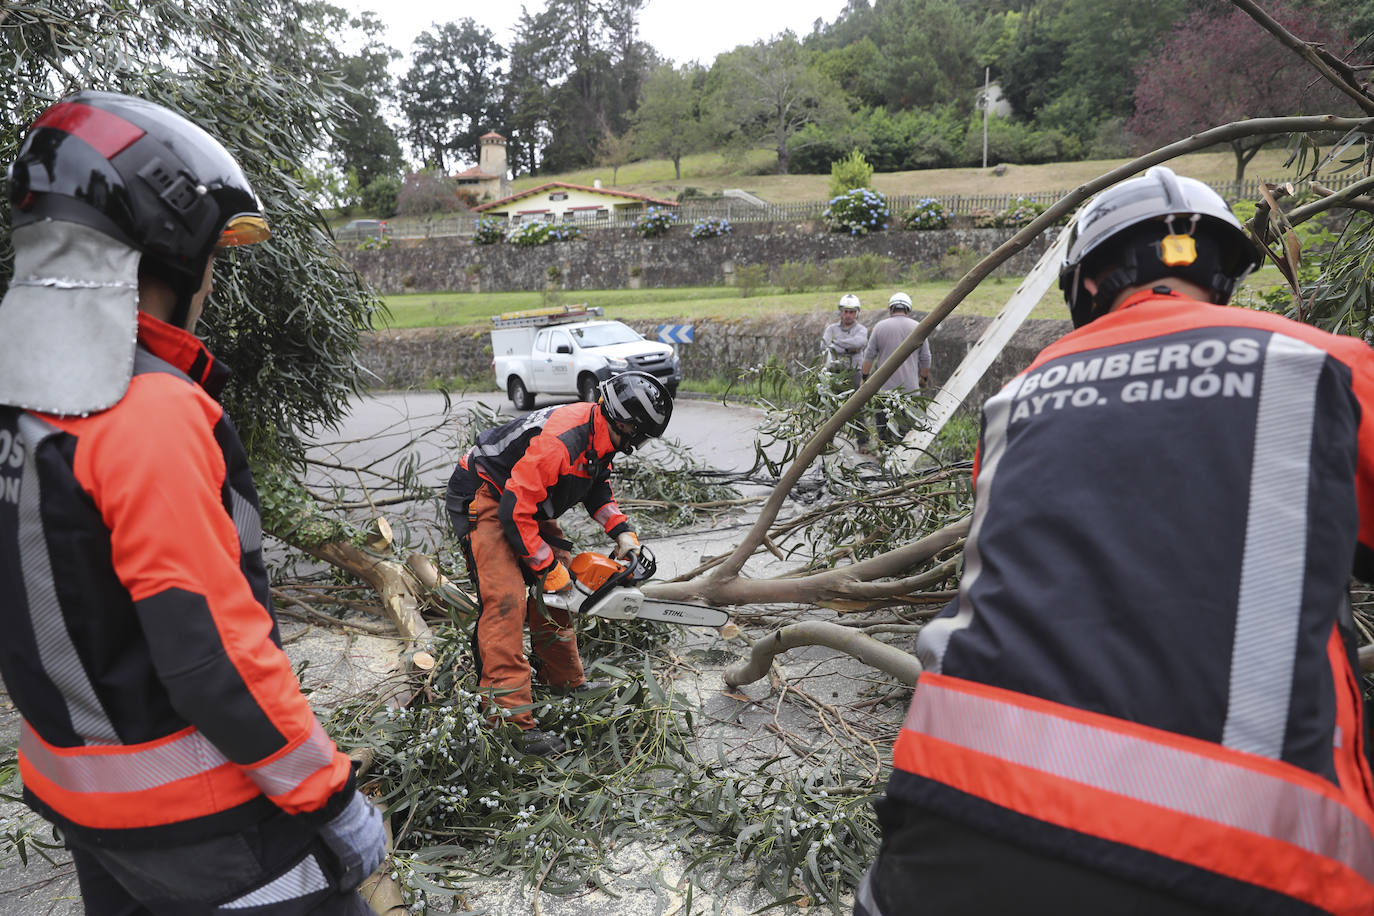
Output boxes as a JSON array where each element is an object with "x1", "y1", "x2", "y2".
[
  {"x1": 855, "y1": 798, "x2": 1227, "y2": 916},
  {"x1": 68, "y1": 810, "x2": 372, "y2": 915}
]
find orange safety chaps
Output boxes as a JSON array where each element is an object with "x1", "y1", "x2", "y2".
[{"x1": 463, "y1": 487, "x2": 585, "y2": 729}]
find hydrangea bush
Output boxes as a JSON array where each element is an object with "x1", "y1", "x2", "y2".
[
  {"x1": 823, "y1": 188, "x2": 891, "y2": 236},
  {"x1": 902, "y1": 198, "x2": 949, "y2": 231},
  {"x1": 990, "y1": 196, "x2": 1047, "y2": 228},
  {"x1": 506, "y1": 221, "x2": 583, "y2": 247},
  {"x1": 690, "y1": 216, "x2": 732, "y2": 240},
  {"x1": 634, "y1": 206, "x2": 677, "y2": 238},
  {"x1": 471, "y1": 217, "x2": 506, "y2": 245}
]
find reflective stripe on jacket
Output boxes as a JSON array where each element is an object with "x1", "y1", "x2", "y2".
[
  {"x1": 894, "y1": 292, "x2": 1374, "y2": 914},
  {"x1": 0, "y1": 313, "x2": 351, "y2": 845},
  {"x1": 454, "y1": 401, "x2": 629, "y2": 573}
]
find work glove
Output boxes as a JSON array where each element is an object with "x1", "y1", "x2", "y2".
[
  {"x1": 320, "y1": 789, "x2": 386, "y2": 891},
  {"x1": 542, "y1": 562, "x2": 572, "y2": 593},
  {"x1": 612, "y1": 531, "x2": 640, "y2": 560}
]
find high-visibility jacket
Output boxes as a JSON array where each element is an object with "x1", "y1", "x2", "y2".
[
  {"x1": 895, "y1": 290, "x2": 1374, "y2": 915},
  {"x1": 449, "y1": 401, "x2": 631, "y2": 574},
  {"x1": 0, "y1": 313, "x2": 352, "y2": 846}
]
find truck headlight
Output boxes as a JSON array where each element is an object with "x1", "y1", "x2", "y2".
[{"x1": 605, "y1": 357, "x2": 629, "y2": 370}]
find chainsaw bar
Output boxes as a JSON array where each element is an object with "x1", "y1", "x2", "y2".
[{"x1": 545, "y1": 585, "x2": 729, "y2": 628}]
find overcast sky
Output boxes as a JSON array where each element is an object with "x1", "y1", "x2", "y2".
[{"x1": 340, "y1": 0, "x2": 849, "y2": 69}]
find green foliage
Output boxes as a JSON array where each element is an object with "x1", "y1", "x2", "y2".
[
  {"x1": 633, "y1": 206, "x2": 677, "y2": 238},
  {"x1": 823, "y1": 188, "x2": 891, "y2": 236},
  {"x1": 831, "y1": 254, "x2": 897, "y2": 290},
  {"x1": 776, "y1": 261, "x2": 830, "y2": 293},
  {"x1": 902, "y1": 198, "x2": 949, "y2": 230},
  {"x1": 506, "y1": 221, "x2": 583, "y2": 246},
  {"x1": 330, "y1": 624, "x2": 884, "y2": 912},
  {"x1": 399, "y1": 19, "x2": 508, "y2": 172},
  {"x1": 690, "y1": 216, "x2": 732, "y2": 239},
  {"x1": 981, "y1": 196, "x2": 1046, "y2": 229},
  {"x1": 633, "y1": 63, "x2": 710, "y2": 180},
  {"x1": 359, "y1": 175, "x2": 402, "y2": 219},
  {"x1": 829, "y1": 149, "x2": 874, "y2": 198},
  {"x1": 734, "y1": 264, "x2": 769, "y2": 297},
  {"x1": 471, "y1": 217, "x2": 507, "y2": 245},
  {"x1": 604, "y1": 439, "x2": 742, "y2": 534}
]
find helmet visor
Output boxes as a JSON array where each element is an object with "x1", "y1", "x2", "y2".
[{"x1": 220, "y1": 214, "x2": 270, "y2": 247}]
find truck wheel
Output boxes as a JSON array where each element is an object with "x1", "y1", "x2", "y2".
[
  {"x1": 577, "y1": 373, "x2": 600, "y2": 403},
  {"x1": 508, "y1": 376, "x2": 535, "y2": 411}
]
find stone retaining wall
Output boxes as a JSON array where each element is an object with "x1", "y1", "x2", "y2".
[{"x1": 343, "y1": 224, "x2": 1054, "y2": 295}]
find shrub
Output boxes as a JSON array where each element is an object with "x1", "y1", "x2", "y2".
[
  {"x1": 989, "y1": 196, "x2": 1046, "y2": 228},
  {"x1": 506, "y1": 221, "x2": 583, "y2": 247},
  {"x1": 902, "y1": 198, "x2": 948, "y2": 231},
  {"x1": 691, "y1": 216, "x2": 732, "y2": 240},
  {"x1": 831, "y1": 253, "x2": 896, "y2": 290},
  {"x1": 775, "y1": 260, "x2": 829, "y2": 293},
  {"x1": 829, "y1": 148, "x2": 874, "y2": 198},
  {"x1": 634, "y1": 206, "x2": 677, "y2": 238},
  {"x1": 359, "y1": 175, "x2": 401, "y2": 218},
  {"x1": 397, "y1": 169, "x2": 467, "y2": 216},
  {"x1": 471, "y1": 217, "x2": 506, "y2": 245},
  {"x1": 823, "y1": 188, "x2": 891, "y2": 236},
  {"x1": 934, "y1": 245, "x2": 980, "y2": 280},
  {"x1": 733, "y1": 263, "x2": 769, "y2": 297}
]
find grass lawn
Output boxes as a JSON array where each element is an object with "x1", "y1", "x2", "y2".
[
  {"x1": 378, "y1": 278, "x2": 1072, "y2": 330},
  {"x1": 505, "y1": 147, "x2": 1305, "y2": 206}
]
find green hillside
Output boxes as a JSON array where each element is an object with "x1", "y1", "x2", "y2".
[{"x1": 510, "y1": 147, "x2": 1307, "y2": 206}]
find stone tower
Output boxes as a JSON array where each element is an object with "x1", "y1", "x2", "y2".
[{"x1": 479, "y1": 131, "x2": 508, "y2": 181}]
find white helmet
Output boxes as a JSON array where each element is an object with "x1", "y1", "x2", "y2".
[
  {"x1": 1059, "y1": 166, "x2": 1262, "y2": 327},
  {"x1": 888, "y1": 292, "x2": 913, "y2": 312},
  {"x1": 838, "y1": 294, "x2": 860, "y2": 311}
]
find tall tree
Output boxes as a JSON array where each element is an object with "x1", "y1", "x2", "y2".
[
  {"x1": 399, "y1": 19, "x2": 507, "y2": 171},
  {"x1": 704, "y1": 33, "x2": 850, "y2": 174},
  {"x1": 1129, "y1": 1, "x2": 1354, "y2": 182},
  {"x1": 505, "y1": 0, "x2": 652, "y2": 173},
  {"x1": 334, "y1": 13, "x2": 404, "y2": 188},
  {"x1": 632, "y1": 63, "x2": 708, "y2": 179}
]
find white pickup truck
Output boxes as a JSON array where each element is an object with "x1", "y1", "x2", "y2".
[{"x1": 491, "y1": 306, "x2": 682, "y2": 410}]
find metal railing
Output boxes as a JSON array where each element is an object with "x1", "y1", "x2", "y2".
[{"x1": 355, "y1": 173, "x2": 1365, "y2": 243}]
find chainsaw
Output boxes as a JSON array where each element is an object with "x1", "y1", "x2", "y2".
[{"x1": 542, "y1": 547, "x2": 730, "y2": 628}]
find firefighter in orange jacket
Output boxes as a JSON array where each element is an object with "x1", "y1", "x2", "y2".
[
  {"x1": 857, "y1": 168, "x2": 1374, "y2": 916},
  {"x1": 446, "y1": 371, "x2": 673, "y2": 757},
  {"x1": 0, "y1": 92, "x2": 384, "y2": 913}
]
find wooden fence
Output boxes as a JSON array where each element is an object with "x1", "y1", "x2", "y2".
[{"x1": 342, "y1": 173, "x2": 1365, "y2": 243}]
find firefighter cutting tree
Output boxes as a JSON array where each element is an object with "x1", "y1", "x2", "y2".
[{"x1": 445, "y1": 370, "x2": 674, "y2": 757}]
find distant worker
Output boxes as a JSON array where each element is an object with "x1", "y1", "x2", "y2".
[
  {"x1": 446, "y1": 371, "x2": 673, "y2": 757},
  {"x1": 856, "y1": 166, "x2": 1374, "y2": 915},
  {"x1": 823, "y1": 294, "x2": 870, "y2": 449},
  {"x1": 0, "y1": 91, "x2": 384, "y2": 912},
  {"x1": 861, "y1": 292, "x2": 932, "y2": 443},
  {"x1": 822, "y1": 294, "x2": 869, "y2": 386}
]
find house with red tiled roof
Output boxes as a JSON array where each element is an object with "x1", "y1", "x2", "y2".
[
  {"x1": 474, "y1": 181, "x2": 678, "y2": 225},
  {"x1": 454, "y1": 131, "x2": 510, "y2": 201}
]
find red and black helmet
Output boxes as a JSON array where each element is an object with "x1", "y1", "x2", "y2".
[
  {"x1": 598, "y1": 371, "x2": 673, "y2": 453},
  {"x1": 8, "y1": 90, "x2": 269, "y2": 308}
]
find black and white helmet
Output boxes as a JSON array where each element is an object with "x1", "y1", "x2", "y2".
[
  {"x1": 887, "y1": 292, "x2": 913, "y2": 312},
  {"x1": 1058, "y1": 166, "x2": 1262, "y2": 328},
  {"x1": 838, "y1": 294, "x2": 861, "y2": 312},
  {"x1": 599, "y1": 371, "x2": 673, "y2": 453}
]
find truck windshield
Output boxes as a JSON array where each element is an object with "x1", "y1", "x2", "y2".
[{"x1": 571, "y1": 322, "x2": 642, "y2": 348}]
